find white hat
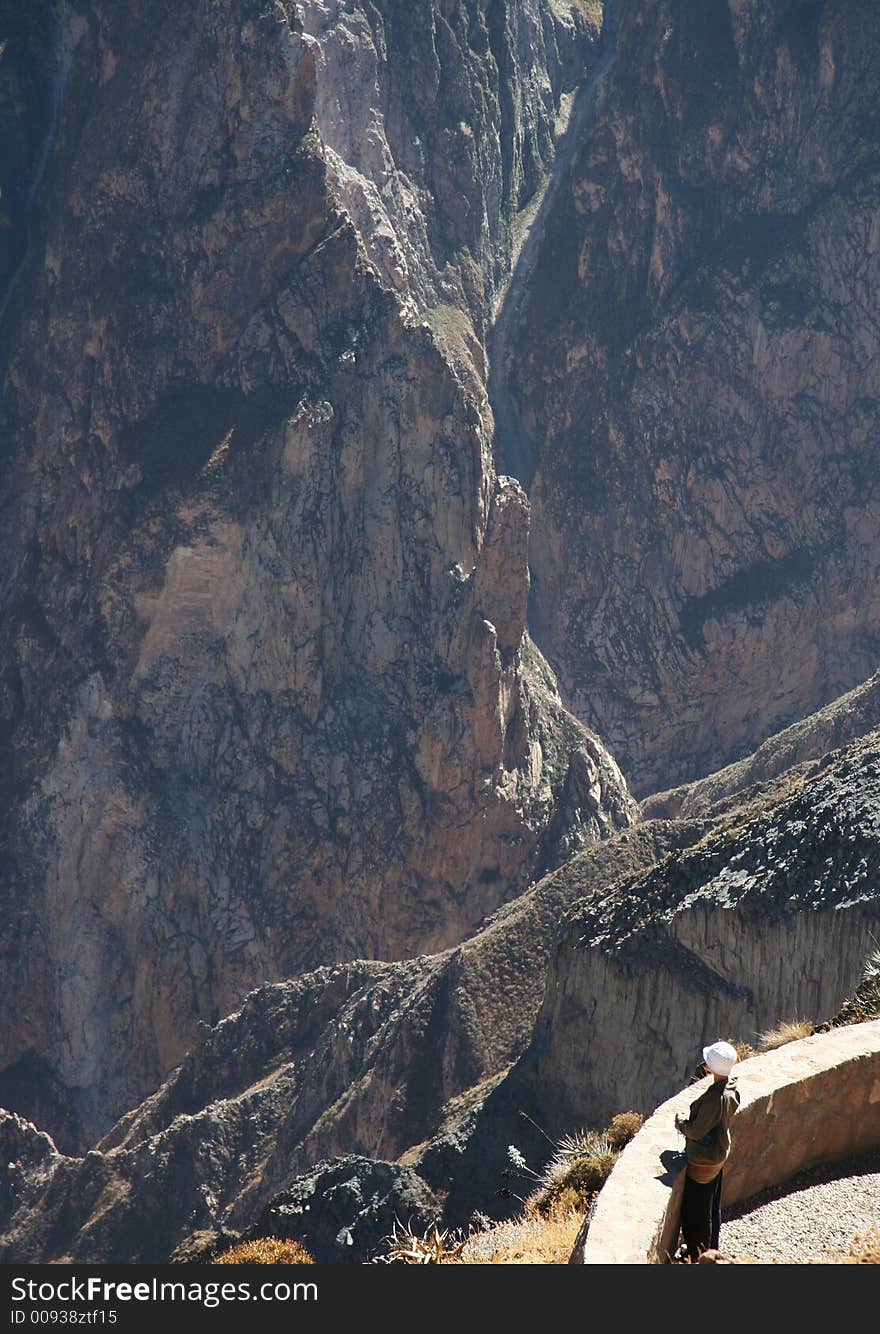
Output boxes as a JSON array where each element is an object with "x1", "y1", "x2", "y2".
[{"x1": 702, "y1": 1040, "x2": 738, "y2": 1076}]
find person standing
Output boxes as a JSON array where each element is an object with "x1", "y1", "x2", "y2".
[{"x1": 674, "y1": 1040, "x2": 741, "y2": 1261}]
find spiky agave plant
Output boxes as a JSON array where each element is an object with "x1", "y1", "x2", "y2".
[
  {"x1": 383, "y1": 1219, "x2": 467, "y2": 1264},
  {"x1": 525, "y1": 1130, "x2": 618, "y2": 1218},
  {"x1": 544, "y1": 1130, "x2": 614, "y2": 1176}
]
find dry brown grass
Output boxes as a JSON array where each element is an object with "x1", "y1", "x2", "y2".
[
  {"x1": 828, "y1": 949, "x2": 880, "y2": 1029},
  {"x1": 214, "y1": 1238, "x2": 315, "y2": 1265},
  {"x1": 460, "y1": 1209, "x2": 583, "y2": 1264},
  {"x1": 380, "y1": 1210, "x2": 582, "y2": 1265},
  {"x1": 757, "y1": 1018, "x2": 813, "y2": 1051}
]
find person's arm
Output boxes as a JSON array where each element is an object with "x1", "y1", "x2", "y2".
[{"x1": 675, "y1": 1092, "x2": 721, "y2": 1142}]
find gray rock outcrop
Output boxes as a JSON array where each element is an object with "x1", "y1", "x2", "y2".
[{"x1": 253, "y1": 1156, "x2": 442, "y2": 1264}]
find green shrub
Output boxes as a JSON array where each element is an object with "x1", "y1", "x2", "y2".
[
  {"x1": 533, "y1": 1134, "x2": 616, "y2": 1217},
  {"x1": 560, "y1": 1150, "x2": 617, "y2": 1196},
  {"x1": 515, "y1": 1109, "x2": 648, "y2": 1222}
]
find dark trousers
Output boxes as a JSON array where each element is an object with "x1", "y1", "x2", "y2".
[{"x1": 680, "y1": 1170, "x2": 723, "y2": 1260}]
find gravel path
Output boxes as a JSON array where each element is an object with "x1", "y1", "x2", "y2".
[{"x1": 720, "y1": 1151, "x2": 880, "y2": 1262}]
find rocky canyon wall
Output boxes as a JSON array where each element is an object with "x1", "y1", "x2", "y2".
[
  {"x1": 505, "y1": 0, "x2": 880, "y2": 793},
  {"x1": 4, "y1": 0, "x2": 880, "y2": 1266},
  {"x1": 0, "y1": 0, "x2": 633, "y2": 1149}
]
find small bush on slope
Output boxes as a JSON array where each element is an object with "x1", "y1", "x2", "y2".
[
  {"x1": 605, "y1": 1110, "x2": 645, "y2": 1150},
  {"x1": 533, "y1": 1135, "x2": 616, "y2": 1218},
  {"x1": 515, "y1": 1112, "x2": 643, "y2": 1219},
  {"x1": 214, "y1": 1238, "x2": 315, "y2": 1264}
]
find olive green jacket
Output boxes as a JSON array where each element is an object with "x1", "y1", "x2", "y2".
[{"x1": 675, "y1": 1076, "x2": 740, "y2": 1183}]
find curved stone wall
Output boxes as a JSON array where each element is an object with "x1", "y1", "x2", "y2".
[{"x1": 577, "y1": 1019, "x2": 880, "y2": 1263}]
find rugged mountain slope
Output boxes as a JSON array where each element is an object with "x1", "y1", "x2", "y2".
[
  {"x1": 504, "y1": 0, "x2": 880, "y2": 792},
  {"x1": 0, "y1": 0, "x2": 633, "y2": 1150},
  {"x1": 5, "y1": 698, "x2": 880, "y2": 1262},
  {"x1": 0, "y1": 816, "x2": 684, "y2": 1262},
  {"x1": 642, "y1": 667, "x2": 880, "y2": 822},
  {"x1": 529, "y1": 727, "x2": 880, "y2": 1134},
  {"x1": 411, "y1": 723, "x2": 880, "y2": 1224}
]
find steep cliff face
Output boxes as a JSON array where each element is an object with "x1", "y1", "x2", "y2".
[
  {"x1": 0, "y1": 0, "x2": 633, "y2": 1150},
  {"x1": 299, "y1": 0, "x2": 598, "y2": 329},
  {"x1": 504, "y1": 0, "x2": 880, "y2": 793},
  {"x1": 0, "y1": 3, "x2": 63, "y2": 312},
  {"x1": 529, "y1": 728, "x2": 880, "y2": 1134}
]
